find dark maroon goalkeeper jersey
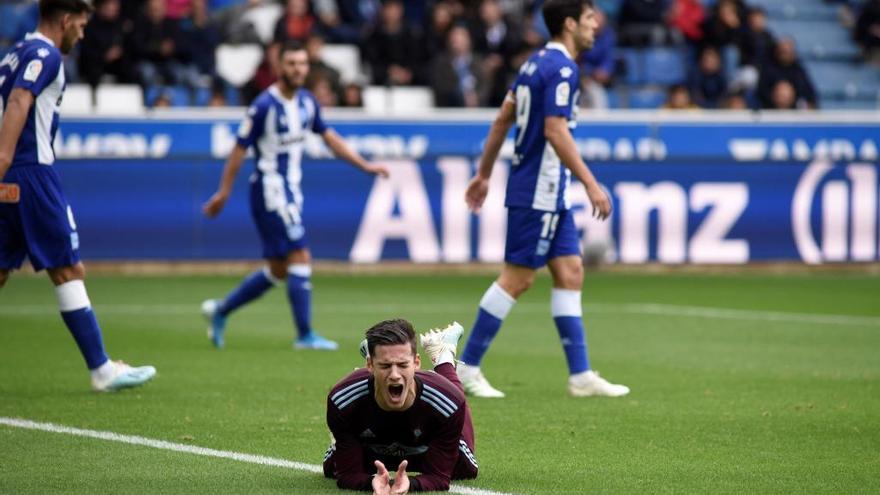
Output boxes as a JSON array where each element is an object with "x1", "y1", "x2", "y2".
[{"x1": 324, "y1": 367, "x2": 478, "y2": 492}]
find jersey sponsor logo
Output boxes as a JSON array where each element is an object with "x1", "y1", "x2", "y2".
[
  {"x1": 555, "y1": 81, "x2": 570, "y2": 106},
  {"x1": 366, "y1": 442, "x2": 429, "y2": 458},
  {"x1": 23, "y1": 60, "x2": 42, "y2": 82}
]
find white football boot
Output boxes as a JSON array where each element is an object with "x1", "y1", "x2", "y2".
[
  {"x1": 418, "y1": 322, "x2": 464, "y2": 367},
  {"x1": 567, "y1": 370, "x2": 630, "y2": 397},
  {"x1": 457, "y1": 363, "x2": 505, "y2": 398},
  {"x1": 91, "y1": 360, "x2": 157, "y2": 392}
]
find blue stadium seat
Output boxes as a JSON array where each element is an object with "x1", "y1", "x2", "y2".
[
  {"x1": 627, "y1": 87, "x2": 667, "y2": 109},
  {"x1": 769, "y1": 19, "x2": 861, "y2": 60},
  {"x1": 643, "y1": 48, "x2": 687, "y2": 86},
  {"x1": 618, "y1": 48, "x2": 645, "y2": 85},
  {"x1": 807, "y1": 61, "x2": 880, "y2": 100}
]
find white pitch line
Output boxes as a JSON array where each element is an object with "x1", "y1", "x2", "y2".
[
  {"x1": 0, "y1": 417, "x2": 514, "y2": 495},
  {"x1": 2, "y1": 302, "x2": 879, "y2": 327}
]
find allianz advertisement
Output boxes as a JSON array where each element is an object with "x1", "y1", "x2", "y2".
[{"x1": 55, "y1": 113, "x2": 880, "y2": 264}]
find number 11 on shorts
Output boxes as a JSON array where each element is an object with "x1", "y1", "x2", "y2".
[{"x1": 540, "y1": 212, "x2": 559, "y2": 239}]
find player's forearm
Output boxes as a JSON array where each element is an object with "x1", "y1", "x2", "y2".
[
  {"x1": 477, "y1": 100, "x2": 516, "y2": 179},
  {"x1": 0, "y1": 90, "x2": 33, "y2": 180},
  {"x1": 217, "y1": 145, "x2": 246, "y2": 195},
  {"x1": 546, "y1": 126, "x2": 600, "y2": 188},
  {"x1": 323, "y1": 130, "x2": 370, "y2": 172}
]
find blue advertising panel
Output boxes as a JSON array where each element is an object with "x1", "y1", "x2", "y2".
[{"x1": 43, "y1": 113, "x2": 880, "y2": 263}]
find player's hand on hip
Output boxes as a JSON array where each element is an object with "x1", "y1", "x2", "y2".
[
  {"x1": 202, "y1": 192, "x2": 229, "y2": 218},
  {"x1": 586, "y1": 184, "x2": 612, "y2": 220},
  {"x1": 390, "y1": 460, "x2": 410, "y2": 495},
  {"x1": 366, "y1": 163, "x2": 390, "y2": 178},
  {"x1": 465, "y1": 176, "x2": 489, "y2": 213},
  {"x1": 372, "y1": 460, "x2": 392, "y2": 495}
]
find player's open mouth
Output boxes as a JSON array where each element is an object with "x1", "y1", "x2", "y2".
[{"x1": 389, "y1": 384, "x2": 404, "y2": 401}]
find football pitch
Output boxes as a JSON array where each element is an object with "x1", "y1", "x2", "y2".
[{"x1": 1, "y1": 269, "x2": 878, "y2": 494}]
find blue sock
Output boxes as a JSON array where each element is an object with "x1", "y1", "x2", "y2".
[
  {"x1": 56, "y1": 281, "x2": 109, "y2": 370},
  {"x1": 287, "y1": 264, "x2": 312, "y2": 339},
  {"x1": 552, "y1": 288, "x2": 589, "y2": 374},
  {"x1": 461, "y1": 282, "x2": 515, "y2": 366},
  {"x1": 218, "y1": 268, "x2": 276, "y2": 316}
]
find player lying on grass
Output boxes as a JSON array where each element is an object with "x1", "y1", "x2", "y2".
[
  {"x1": 324, "y1": 320, "x2": 478, "y2": 493},
  {"x1": 201, "y1": 40, "x2": 388, "y2": 351},
  {"x1": 0, "y1": 0, "x2": 155, "y2": 392},
  {"x1": 458, "y1": 0, "x2": 629, "y2": 399}
]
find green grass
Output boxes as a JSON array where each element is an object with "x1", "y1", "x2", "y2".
[{"x1": 1, "y1": 270, "x2": 879, "y2": 494}]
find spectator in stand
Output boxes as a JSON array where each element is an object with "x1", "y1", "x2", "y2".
[
  {"x1": 243, "y1": 43, "x2": 279, "y2": 104},
  {"x1": 79, "y1": 0, "x2": 134, "y2": 87},
  {"x1": 315, "y1": 0, "x2": 380, "y2": 44},
  {"x1": 662, "y1": 84, "x2": 699, "y2": 110},
  {"x1": 342, "y1": 79, "x2": 365, "y2": 107},
  {"x1": 309, "y1": 73, "x2": 339, "y2": 107},
  {"x1": 855, "y1": 0, "x2": 880, "y2": 65},
  {"x1": 179, "y1": 0, "x2": 221, "y2": 89},
  {"x1": 166, "y1": 0, "x2": 193, "y2": 19},
  {"x1": 702, "y1": 0, "x2": 743, "y2": 49},
  {"x1": 739, "y1": 6, "x2": 775, "y2": 68},
  {"x1": 363, "y1": 0, "x2": 425, "y2": 86},
  {"x1": 666, "y1": 0, "x2": 704, "y2": 45},
  {"x1": 130, "y1": 0, "x2": 190, "y2": 90},
  {"x1": 431, "y1": 24, "x2": 487, "y2": 107},
  {"x1": 425, "y1": 1, "x2": 458, "y2": 59},
  {"x1": 758, "y1": 38, "x2": 817, "y2": 110},
  {"x1": 689, "y1": 46, "x2": 727, "y2": 108},
  {"x1": 578, "y1": 7, "x2": 616, "y2": 109},
  {"x1": 470, "y1": 0, "x2": 523, "y2": 107},
  {"x1": 274, "y1": 0, "x2": 316, "y2": 44},
  {"x1": 212, "y1": 0, "x2": 263, "y2": 44},
  {"x1": 768, "y1": 79, "x2": 797, "y2": 110},
  {"x1": 304, "y1": 33, "x2": 342, "y2": 103},
  {"x1": 618, "y1": 0, "x2": 671, "y2": 46}
]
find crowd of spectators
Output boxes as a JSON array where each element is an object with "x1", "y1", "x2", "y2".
[{"x1": 0, "y1": 0, "x2": 877, "y2": 110}]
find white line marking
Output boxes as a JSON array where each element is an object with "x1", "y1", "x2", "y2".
[
  {"x1": 0, "y1": 417, "x2": 513, "y2": 495},
  {"x1": 2, "y1": 302, "x2": 878, "y2": 327}
]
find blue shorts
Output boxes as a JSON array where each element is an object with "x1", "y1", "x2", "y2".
[
  {"x1": 249, "y1": 174, "x2": 308, "y2": 259},
  {"x1": 505, "y1": 207, "x2": 581, "y2": 269},
  {"x1": 0, "y1": 166, "x2": 80, "y2": 271}
]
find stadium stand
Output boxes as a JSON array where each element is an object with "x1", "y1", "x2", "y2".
[{"x1": 4, "y1": 0, "x2": 874, "y2": 111}]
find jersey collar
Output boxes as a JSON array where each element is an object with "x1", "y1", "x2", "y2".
[
  {"x1": 25, "y1": 31, "x2": 55, "y2": 47},
  {"x1": 545, "y1": 41, "x2": 574, "y2": 60},
  {"x1": 269, "y1": 84, "x2": 298, "y2": 103}
]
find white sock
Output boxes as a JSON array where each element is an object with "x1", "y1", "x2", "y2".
[
  {"x1": 479, "y1": 282, "x2": 516, "y2": 319},
  {"x1": 90, "y1": 359, "x2": 115, "y2": 383},
  {"x1": 434, "y1": 349, "x2": 455, "y2": 367},
  {"x1": 457, "y1": 362, "x2": 479, "y2": 379}
]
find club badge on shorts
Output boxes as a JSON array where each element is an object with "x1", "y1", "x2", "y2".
[{"x1": 0, "y1": 183, "x2": 20, "y2": 203}]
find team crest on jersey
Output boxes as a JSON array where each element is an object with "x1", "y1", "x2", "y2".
[
  {"x1": 559, "y1": 66, "x2": 573, "y2": 79},
  {"x1": 37, "y1": 48, "x2": 50, "y2": 58},
  {"x1": 555, "y1": 81, "x2": 570, "y2": 106},
  {"x1": 23, "y1": 60, "x2": 42, "y2": 82}
]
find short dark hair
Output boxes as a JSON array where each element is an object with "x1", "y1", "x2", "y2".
[
  {"x1": 278, "y1": 40, "x2": 307, "y2": 60},
  {"x1": 542, "y1": 0, "x2": 593, "y2": 37},
  {"x1": 365, "y1": 319, "x2": 417, "y2": 358},
  {"x1": 40, "y1": 0, "x2": 93, "y2": 20}
]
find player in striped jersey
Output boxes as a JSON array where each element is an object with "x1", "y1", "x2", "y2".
[
  {"x1": 0, "y1": 0, "x2": 156, "y2": 392},
  {"x1": 458, "y1": 0, "x2": 629, "y2": 398},
  {"x1": 201, "y1": 41, "x2": 388, "y2": 351},
  {"x1": 324, "y1": 320, "x2": 477, "y2": 493}
]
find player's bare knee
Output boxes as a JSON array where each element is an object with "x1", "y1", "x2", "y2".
[{"x1": 47, "y1": 263, "x2": 85, "y2": 286}]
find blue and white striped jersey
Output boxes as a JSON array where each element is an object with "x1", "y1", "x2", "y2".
[
  {"x1": 506, "y1": 42, "x2": 580, "y2": 212},
  {"x1": 0, "y1": 32, "x2": 65, "y2": 170},
  {"x1": 236, "y1": 85, "x2": 328, "y2": 199}
]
